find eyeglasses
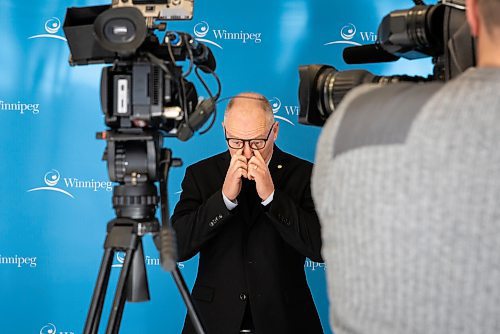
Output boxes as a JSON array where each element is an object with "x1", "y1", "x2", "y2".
[{"x1": 225, "y1": 123, "x2": 275, "y2": 150}]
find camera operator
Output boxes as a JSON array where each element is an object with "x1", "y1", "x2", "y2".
[
  {"x1": 312, "y1": 0, "x2": 500, "y2": 333},
  {"x1": 172, "y1": 92, "x2": 324, "y2": 334}
]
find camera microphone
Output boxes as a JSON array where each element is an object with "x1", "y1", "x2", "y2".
[{"x1": 176, "y1": 97, "x2": 217, "y2": 141}]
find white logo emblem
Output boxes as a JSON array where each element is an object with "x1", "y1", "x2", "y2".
[
  {"x1": 194, "y1": 21, "x2": 223, "y2": 49},
  {"x1": 270, "y1": 97, "x2": 282, "y2": 113},
  {"x1": 112, "y1": 252, "x2": 126, "y2": 268},
  {"x1": 269, "y1": 97, "x2": 295, "y2": 126},
  {"x1": 324, "y1": 23, "x2": 362, "y2": 46},
  {"x1": 27, "y1": 169, "x2": 75, "y2": 198},
  {"x1": 194, "y1": 21, "x2": 209, "y2": 38},
  {"x1": 40, "y1": 323, "x2": 56, "y2": 334},
  {"x1": 29, "y1": 17, "x2": 67, "y2": 41},
  {"x1": 40, "y1": 322, "x2": 74, "y2": 334},
  {"x1": 340, "y1": 23, "x2": 357, "y2": 40}
]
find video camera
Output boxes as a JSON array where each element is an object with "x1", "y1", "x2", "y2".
[
  {"x1": 299, "y1": 0, "x2": 475, "y2": 126},
  {"x1": 63, "y1": 1, "x2": 220, "y2": 204},
  {"x1": 63, "y1": 2, "x2": 215, "y2": 333}
]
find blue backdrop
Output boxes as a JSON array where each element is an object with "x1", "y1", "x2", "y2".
[{"x1": 0, "y1": 1, "x2": 433, "y2": 333}]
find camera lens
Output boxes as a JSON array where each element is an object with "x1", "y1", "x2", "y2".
[
  {"x1": 317, "y1": 68, "x2": 376, "y2": 120},
  {"x1": 378, "y1": 5, "x2": 444, "y2": 59},
  {"x1": 298, "y1": 65, "x2": 423, "y2": 127}
]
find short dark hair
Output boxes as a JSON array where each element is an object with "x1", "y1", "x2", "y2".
[{"x1": 477, "y1": 0, "x2": 500, "y2": 33}]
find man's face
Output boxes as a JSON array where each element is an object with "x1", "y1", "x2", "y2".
[{"x1": 223, "y1": 102, "x2": 278, "y2": 162}]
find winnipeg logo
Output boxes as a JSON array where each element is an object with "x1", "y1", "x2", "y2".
[
  {"x1": 194, "y1": 21, "x2": 222, "y2": 49},
  {"x1": 27, "y1": 169, "x2": 74, "y2": 199},
  {"x1": 324, "y1": 23, "x2": 376, "y2": 46},
  {"x1": 40, "y1": 323, "x2": 57, "y2": 334},
  {"x1": 112, "y1": 252, "x2": 185, "y2": 269},
  {"x1": 40, "y1": 322, "x2": 74, "y2": 334},
  {"x1": 27, "y1": 169, "x2": 112, "y2": 198},
  {"x1": 193, "y1": 20, "x2": 262, "y2": 50},
  {"x1": 269, "y1": 97, "x2": 295, "y2": 126},
  {"x1": 29, "y1": 17, "x2": 67, "y2": 41}
]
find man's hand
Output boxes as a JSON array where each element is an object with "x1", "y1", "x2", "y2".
[
  {"x1": 222, "y1": 149, "x2": 248, "y2": 201},
  {"x1": 248, "y1": 150, "x2": 275, "y2": 200}
]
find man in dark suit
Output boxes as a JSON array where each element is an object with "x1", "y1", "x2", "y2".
[{"x1": 172, "y1": 92, "x2": 323, "y2": 334}]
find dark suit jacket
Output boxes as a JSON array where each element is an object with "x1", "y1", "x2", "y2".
[{"x1": 172, "y1": 146, "x2": 324, "y2": 334}]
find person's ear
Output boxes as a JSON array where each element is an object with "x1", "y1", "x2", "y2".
[
  {"x1": 466, "y1": 0, "x2": 480, "y2": 37},
  {"x1": 273, "y1": 122, "x2": 279, "y2": 140}
]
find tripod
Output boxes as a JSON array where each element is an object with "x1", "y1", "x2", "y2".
[{"x1": 83, "y1": 140, "x2": 206, "y2": 334}]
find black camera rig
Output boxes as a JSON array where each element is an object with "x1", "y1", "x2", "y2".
[
  {"x1": 299, "y1": 0, "x2": 475, "y2": 126},
  {"x1": 63, "y1": 1, "x2": 217, "y2": 333}
]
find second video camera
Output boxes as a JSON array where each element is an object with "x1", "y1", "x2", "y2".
[{"x1": 299, "y1": 0, "x2": 474, "y2": 126}]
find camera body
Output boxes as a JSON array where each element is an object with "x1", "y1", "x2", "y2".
[
  {"x1": 99, "y1": 39, "x2": 199, "y2": 134},
  {"x1": 63, "y1": 4, "x2": 215, "y2": 135},
  {"x1": 63, "y1": 1, "x2": 218, "y2": 213}
]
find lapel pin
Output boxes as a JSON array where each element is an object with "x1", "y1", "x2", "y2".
[{"x1": 277, "y1": 165, "x2": 283, "y2": 169}]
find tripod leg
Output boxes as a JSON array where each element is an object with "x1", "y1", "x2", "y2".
[
  {"x1": 110, "y1": 241, "x2": 149, "y2": 334},
  {"x1": 106, "y1": 247, "x2": 135, "y2": 334},
  {"x1": 112, "y1": 285, "x2": 128, "y2": 334},
  {"x1": 127, "y1": 240, "x2": 150, "y2": 302},
  {"x1": 84, "y1": 248, "x2": 114, "y2": 334},
  {"x1": 172, "y1": 267, "x2": 206, "y2": 334}
]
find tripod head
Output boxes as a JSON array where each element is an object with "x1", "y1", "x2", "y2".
[{"x1": 97, "y1": 130, "x2": 163, "y2": 220}]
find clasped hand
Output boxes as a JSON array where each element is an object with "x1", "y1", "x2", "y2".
[{"x1": 222, "y1": 149, "x2": 274, "y2": 202}]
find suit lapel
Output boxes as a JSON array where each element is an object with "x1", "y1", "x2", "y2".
[
  {"x1": 216, "y1": 150, "x2": 231, "y2": 181},
  {"x1": 268, "y1": 146, "x2": 286, "y2": 189}
]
